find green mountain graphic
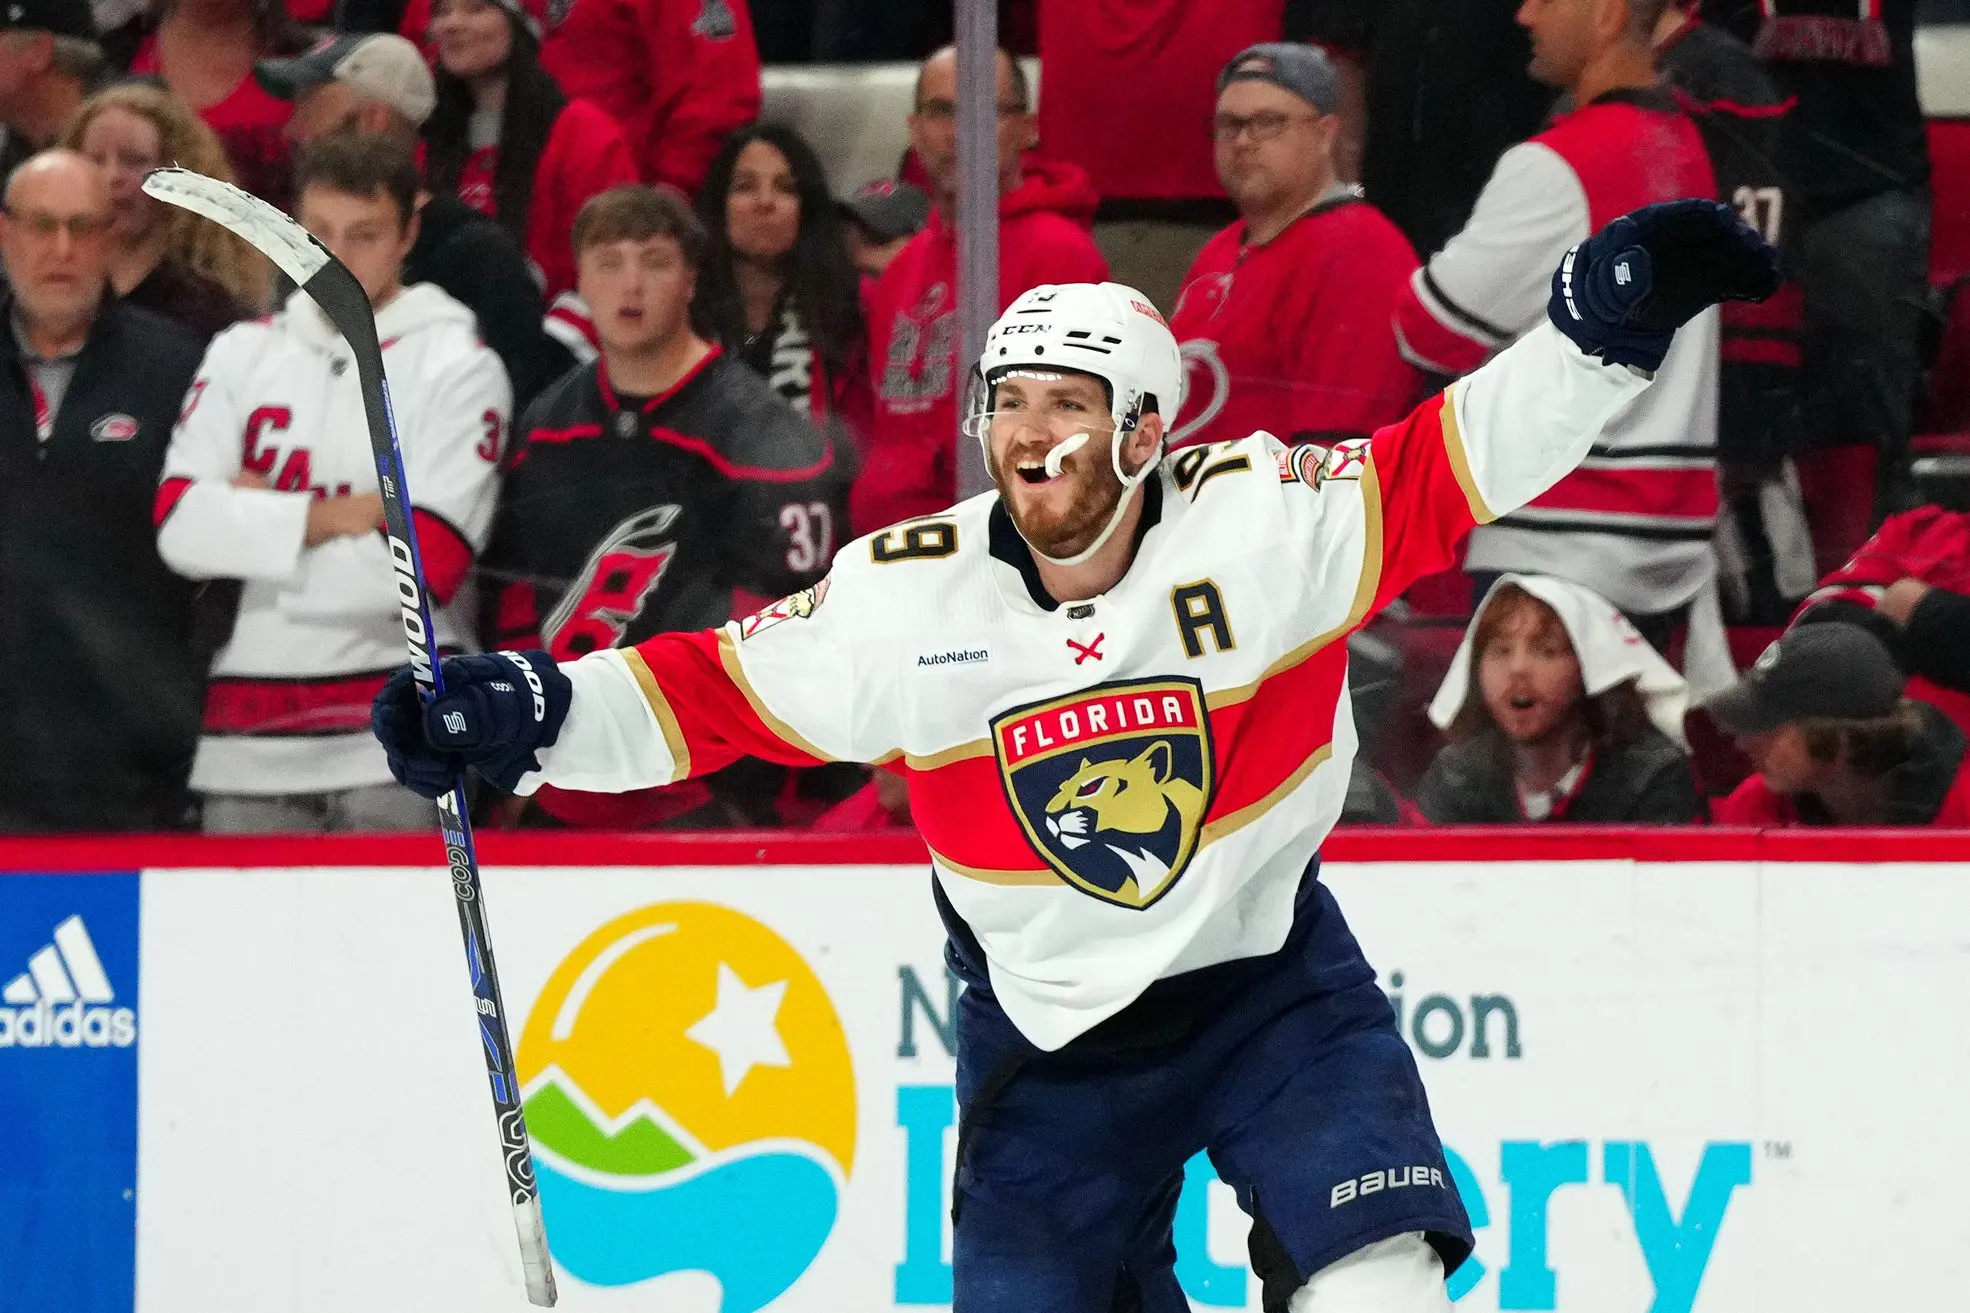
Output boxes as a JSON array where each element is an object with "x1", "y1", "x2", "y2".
[{"x1": 524, "y1": 1078, "x2": 695, "y2": 1176}]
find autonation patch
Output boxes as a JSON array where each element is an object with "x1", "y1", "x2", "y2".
[{"x1": 0, "y1": 873, "x2": 139, "y2": 1313}]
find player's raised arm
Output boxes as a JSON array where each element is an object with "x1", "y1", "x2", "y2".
[
  {"x1": 1354, "y1": 199, "x2": 1778, "y2": 612},
  {"x1": 370, "y1": 540, "x2": 893, "y2": 801}
]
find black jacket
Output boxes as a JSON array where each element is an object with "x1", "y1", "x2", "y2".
[
  {"x1": 1415, "y1": 727, "x2": 1704, "y2": 825},
  {"x1": 1656, "y1": 18, "x2": 1805, "y2": 468},
  {"x1": 1699, "y1": 0, "x2": 1929, "y2": 209},
  {"x1": 406, "y1": 193, "x2": 575, "y2": 414},
  {"x1": 1285, "y1": 0, "x2": 1555, "y2": 259},
  {"x1": 0, "y1": 297, "x2": 206, "y2": 831}
]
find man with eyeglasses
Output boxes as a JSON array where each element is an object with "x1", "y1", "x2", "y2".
[
  {"x1": 1167, "y1": 43, "x2": 1425, "y2": 452},
  {"x1": 853, "y1": 44, "x2": 1109, "y2": 538},
  {"x1": 0, "y1": 149, "x2": 206, "y2": 831},
  {"x1": 0, "y1": 0, "x2": 108, "y2": 186}
]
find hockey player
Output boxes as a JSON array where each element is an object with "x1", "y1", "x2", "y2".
[
  {"x1": 374, "y1": 201, "x2": 1777, "y2": 1308},
  {"x1": 158, "y1": 134, "x2": 508, "y2": 833}
]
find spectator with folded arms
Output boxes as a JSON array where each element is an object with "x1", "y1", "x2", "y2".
[
  {"x1": 423, "y1": 0, "x2": 640, "y2": 300},
  {"x1": 63, "y1": 83, "x2": 266, "y2": 340},
  {"x1": 155, "y1": 135, "x2": 508, "y2": 833},
  {"x1": 1418, "y1": 575, "x2": 1703, "y2": 824},
  {"x1": 1705, "y1": 623, "x2": 1970, "y2": 826}
]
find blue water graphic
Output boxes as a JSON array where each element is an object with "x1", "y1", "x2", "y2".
[{"x1": 537, "y1": 1149, "x2": 838, "y2": 1311}]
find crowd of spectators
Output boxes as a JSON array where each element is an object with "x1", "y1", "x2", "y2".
[{"x1": 0, "y1": 0, "x2": 1964, "y2": 836}]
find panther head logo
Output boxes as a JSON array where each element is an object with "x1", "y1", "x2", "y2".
[
  {"x1": 1044, "y1": 743, "x2": 1207, "y2": 906},
  {"x1": 994, "y1": 679, "x2": 1215, "y2": 909}
]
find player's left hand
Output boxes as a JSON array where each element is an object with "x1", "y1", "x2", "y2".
[{"x1": 1548, "y1": 198, "x2": 1781, "y2": 373}]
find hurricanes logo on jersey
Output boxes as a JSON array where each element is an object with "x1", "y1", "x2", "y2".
[
  {"x1": 993, "y1": 679, "x2": 1214, "y2": 909},
  {"x1": 544, "y1": 504, "x2": 681, "y2": 658}
]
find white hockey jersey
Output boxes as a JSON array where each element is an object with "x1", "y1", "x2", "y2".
[
  {"x1": 1392, "y1": 94, "x2": 1723, "y2": 618},
  {"x1": 157, "y1": 283, "x2": 509, "y2": 796},
  {"x1": 524, "y1": 324, "x2": 1651, "y2": 1051}
]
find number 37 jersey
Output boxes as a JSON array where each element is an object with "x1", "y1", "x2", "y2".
[
  {"x1": 525, "y1": 324, "x2": 1651, "y2": 1050},
  {"x1": 486, "y1": 347, "x2": 853, "y2": 659}
]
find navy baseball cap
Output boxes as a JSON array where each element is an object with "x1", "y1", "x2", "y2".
[
  {"x1": 0, "y1": 0, "x2": 96, "y2": 38},
  {"x1": 1217, "y1": 43, "x2": 1341, "y2": 116},
  {"x1": 1701, "y1": 623, "x2": 1905, "y2": 734},
  {"x1": 841, "y1": 178, "x2": 930, "y2": 241}
]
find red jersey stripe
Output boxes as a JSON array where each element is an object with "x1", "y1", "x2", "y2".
[
  {"x1": 154, "y1": 475, "x2": 193, "y2": 528},
  {"x1": 1528, "y1": 463, "x2": 1719, "y2": 521},
  {"x1": 412, "y1": 508, "x2": 475, "y2": 605}
]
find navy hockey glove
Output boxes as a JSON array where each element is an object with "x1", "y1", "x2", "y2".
[
  {"x1": 1548, "y1": 198, "x2": 1781, "y2": 373},
  {"x1": 370, "y1": 651, "x2": 573, "y2": 799}
]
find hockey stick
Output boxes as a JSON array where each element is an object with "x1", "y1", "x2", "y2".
[{"x1": 142, "y1": 168, "x2": 557, "y2": 1307}]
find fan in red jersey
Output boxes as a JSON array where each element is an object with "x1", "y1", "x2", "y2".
[{"x1": 1169, "y1": 43, "x2": 1424, "y2": 451}]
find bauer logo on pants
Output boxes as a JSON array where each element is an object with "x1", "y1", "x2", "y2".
[{"x1": 994, "y1": 678, "x2": 1215, "y2": 909}]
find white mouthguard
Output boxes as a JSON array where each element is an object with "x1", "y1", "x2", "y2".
[{"x1": 1044, "y1": 431, "x2": 1090, "y2": 478}]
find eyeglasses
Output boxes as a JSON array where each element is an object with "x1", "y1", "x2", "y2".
[
  {"x1": 5, "y1": 210, "x2": 109, "y2": 242},
  {"x1": 914, "y1": 100, "x2": 1030, "y2": 122},
  {"x1": 1210, "y1": 110, "x2": 1319, "y2": 144}
]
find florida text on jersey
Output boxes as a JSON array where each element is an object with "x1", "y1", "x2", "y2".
[{"x1": 519, "y1": 322, "x2": 1651, "y2": 1051}]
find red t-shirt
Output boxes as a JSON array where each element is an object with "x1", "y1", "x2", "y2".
[
  {"x1": 132, "y1": 37, "x2": 295, "y2": 212},
  {"x1": 457, "y1": 145, "x2": 499, "y2": 217},
  {"x1": 1168, "y1": 196, "x2": 1424, "y2": 449},
  {"x1": 1037, "y1": 0, "x2": 1284, "y2": 202}
]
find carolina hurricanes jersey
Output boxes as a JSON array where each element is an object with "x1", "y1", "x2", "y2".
[
  {"x1": 1393, "y1": 92, "x2": 1722, "y2": 617},
  {"x1": 521, "y1": 323, "x2": 1651, "y2": 1051},
  {"x1": 157, "y1": 283, "x2": 508, "y2": 795}
]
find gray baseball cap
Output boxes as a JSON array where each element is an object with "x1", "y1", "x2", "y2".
[
  {"x1": 256, "y1": 33, "x2": 438, "y2": 127},
  {"x1": 1217, "y1": 42, "x2": 1341, "y2": 116},
  {"x1": 1701, "y1": 622, "x2": 1906, "y2": 735}
]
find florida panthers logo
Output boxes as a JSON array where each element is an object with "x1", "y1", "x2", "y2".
[{"x1": 994, "y1": 678, "x2": 1215, "y2": 909}]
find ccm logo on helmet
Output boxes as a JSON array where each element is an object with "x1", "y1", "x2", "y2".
[
  {"x1": 1330, "y1": 1164, "x2": 1446, "y2": 1208},
  {"x1": 1001, "y1": 323, "x2": 1048, "y2": 335}
]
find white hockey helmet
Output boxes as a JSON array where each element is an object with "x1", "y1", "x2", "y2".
[{"x1": 961, "y1": 282, "x2": 1183, "y2": 564}]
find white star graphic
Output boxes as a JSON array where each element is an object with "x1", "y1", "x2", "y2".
[{"x1": 684, "y1": 963, "x2": 793, "y2": 1096}]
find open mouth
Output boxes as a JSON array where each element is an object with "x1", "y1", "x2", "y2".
[
  {"x1": 1015, "y1": 459, "x2": 1058, "y2": 486},
  {"x1": 1509, "y1": 695, "x2": 1537, "y2": 711}
]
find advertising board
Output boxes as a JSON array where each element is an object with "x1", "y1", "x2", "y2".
[{"x1": 3, "y1": 835, "x2": 1966, "y2": 1312}]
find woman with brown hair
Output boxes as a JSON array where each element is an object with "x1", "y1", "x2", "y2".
[
  {"x1": 63, "y1": 83, "x2": 269, "y2": 338},
  {"x1": 1416, "y1": 574, "x2": 1703, "y2": 824},
  {"x1": 422, "y1": 0, "x2": 637, "y2": 299},
  {"x1": 127, "y1": 0, "x2": 312, "y2": 210}
]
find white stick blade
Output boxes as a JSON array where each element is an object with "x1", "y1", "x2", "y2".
[
  {"x1": 141, "y1": 168, "x2": 330, "y2": 289},
  {"x1": 515, "y1": 1197, "x2": 557, "y2": 1306}
]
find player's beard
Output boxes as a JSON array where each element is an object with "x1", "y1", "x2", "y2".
[{"x1": 992, "y1": 435, "x2": 1129, "y2": 560}]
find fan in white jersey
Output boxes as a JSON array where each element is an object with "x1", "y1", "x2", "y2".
[
  {"x1": 157, "y1": 135, "x2": 509, "y2": 833},
  {"x1": 374, "y1": 201, "x2": 1780, "y2": 1311}
]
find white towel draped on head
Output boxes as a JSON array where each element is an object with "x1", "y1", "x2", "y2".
[{"x1": 1427, "y1": 573, "x2": 1693, "y2": 751}]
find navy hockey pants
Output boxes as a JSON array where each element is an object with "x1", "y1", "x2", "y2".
[{"x1": 943, "y1": 870, "x2": 1472, "y2": 1312}]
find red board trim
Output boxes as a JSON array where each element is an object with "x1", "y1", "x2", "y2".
[{"x1": 0, "y1": 828, "x2": 1962, "y2": 871}]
